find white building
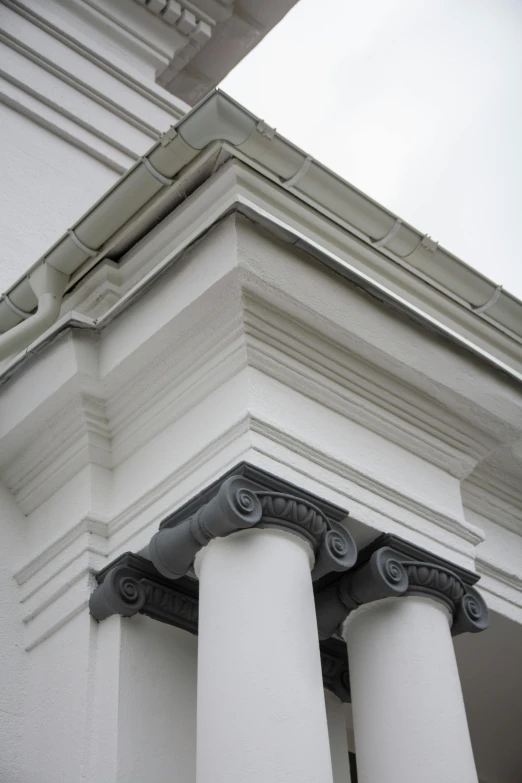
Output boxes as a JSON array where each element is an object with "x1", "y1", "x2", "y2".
[{"x1": 1, "y1": 2, "x2": 521, "y2": 782}]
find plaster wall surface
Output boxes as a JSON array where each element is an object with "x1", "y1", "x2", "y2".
[
  {"x1": 325, "y1": 690, "x2": 352, "y2": 783},
  {"x1": 19, "y1": 610, "x2": 92, "y2": 783},
  {"x1": 0, "y1": 105, "x2": 118, "y2": 290},
  {"x1": 11, "y1": 607, "x2": 197, "y2": 783},
  {"x1": 115, "y1": 617, "x2": 197, "y2": 783},
  {"x1": 0, "y1": 482, "x2": 26, "y2": 783}
]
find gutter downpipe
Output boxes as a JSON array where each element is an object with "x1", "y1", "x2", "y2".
[
  {"x1": 0, "y1": 91, "x2": 257, "y2": 359},
  {"x1": 0, "y1": 263, "x2": 68, "y2": 361}
]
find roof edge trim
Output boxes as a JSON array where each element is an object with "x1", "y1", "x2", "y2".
[{"x1": 1, "y1": 90, "x2": 520, "y2": 366}]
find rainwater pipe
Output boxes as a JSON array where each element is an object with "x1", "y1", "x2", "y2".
[{"x1": 0, "y1": 263, "x2": 68, "y2": 361}]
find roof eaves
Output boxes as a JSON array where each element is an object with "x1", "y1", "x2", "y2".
[{"x1": 0, "y1": 90, "x2": 520, "y2": 374}]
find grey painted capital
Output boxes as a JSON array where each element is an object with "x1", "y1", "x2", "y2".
[
  {"x1": 315, "y1": 533, "x2": 489, "y2": 639},
  {"x1": 88, "y1": 553, "x2": 198, "y2": 630},
  {"x1": 148, "y1": 472, "x2": 357, "y2": 582}
]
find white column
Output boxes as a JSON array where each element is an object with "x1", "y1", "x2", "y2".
[
  {"x1": 194, "y1": 527, "x2": 334, "y2": 783},
  {"x1": 343, "y1": 595, "x2": 478, "y2": 783},
  {"x1": 324, "y1": 689, "x2": 352, "y2": 783}
]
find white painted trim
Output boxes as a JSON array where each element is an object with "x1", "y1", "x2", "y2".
[{"x1": 2, "y1": 0, "x2": 187, "y2": 115}]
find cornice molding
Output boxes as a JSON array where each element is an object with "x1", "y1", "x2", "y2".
[
  {"x1": 243, "y1": 293, "x2": 500, "y2": 480},
  {"x1": 463, "y1": 472, "x2": 522, "y2": 537},
  {"x1": 3, "y1": 0, "x2": 186, "y2": 113},
  {"x1": 1, "y1": 164, "x2": 518, "y2": 522},
  {"x1": 2, "y1": 392, "x2": 111, "y2": 514},
  {"x1": 155, "y1": 4, "x2": 300, "y2": 105},
  {"x1": 90, "y1": 551, "x2": 352, "y2": 702},
  {"x1": 130, "y1": 0, "x2": 215, "y2": 40},
  {"x1": 315, "y1": 533, "x2": 488, "y2": 640},
  {"x1": 0, "y1": 0, "x2": 185, "y2": 173}
]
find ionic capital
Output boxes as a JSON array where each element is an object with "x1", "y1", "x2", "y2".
[
  {"x1": 148, "y1": 474, "x2": 357, "y2": 582},
  {"x1": 315, "y1": 533, "x2": 488, "y2": 639}
]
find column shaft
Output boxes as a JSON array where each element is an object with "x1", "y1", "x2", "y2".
[
  {"x1": 344, "y1": 596, "x2": 478, "y2": 783},
  {"x1": 325, "y1": 690, "x2": 352, "y2": 783},
  {"x1": 195, "y1": 527, "x2": 334, "y2": 783}
]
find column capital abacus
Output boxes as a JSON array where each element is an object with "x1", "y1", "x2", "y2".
[{"x1": 315, "y1": 533, "x2": 489, "y2": 640}]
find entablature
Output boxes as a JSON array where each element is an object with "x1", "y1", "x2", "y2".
[{"x1": 2, "y1": 159, "x2": 522, "y2": 647}]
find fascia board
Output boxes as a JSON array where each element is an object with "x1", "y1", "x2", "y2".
[
  {"x1": 233, "y1": 129, "x2": 522, "y2": 340},
  {"x1": 234, "y1": 197, "x2": 522, "y2": 384}
]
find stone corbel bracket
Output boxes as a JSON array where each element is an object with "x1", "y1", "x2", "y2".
[
  {"x1": 147, "y1": 474, "x2": 357, "y2": 582},
  {"x1": 315, "y1": 533, "x2": 489, "y2": 640}
]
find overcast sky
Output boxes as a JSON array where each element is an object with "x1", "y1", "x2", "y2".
[{"x1": 221, "y1": 0, "x2": 522, "y2": 301}]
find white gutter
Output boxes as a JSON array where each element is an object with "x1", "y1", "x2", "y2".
[
  {"x1": 0, "y1": 90, "x2": 257, "y2": 352},
  {"x1": 1, "y1": 90, "x2": 521, "y2": 374},
  {"x1": 2, "y1": 194, "x2": 522, "y2": 389}
]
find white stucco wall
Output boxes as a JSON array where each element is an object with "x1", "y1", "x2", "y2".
[
  {"x1": 0, "y1": 482, "x2": 26, "y2": 783},
  {"x1": 114, "y1": 618, "x2": 197, "y2": 783},
  {"x1": 11, "y1": 607, "x2": 198, "y2": 783},
  {"x1": 0, "y1": 105, "x2": 118, "y2": 289}
]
